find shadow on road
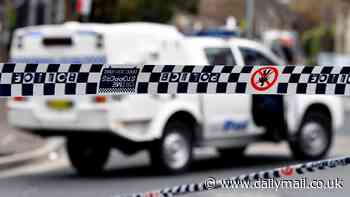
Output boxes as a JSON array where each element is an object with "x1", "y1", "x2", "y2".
[{"x1": 38, "y1": 153, "x2": 297, "y2": 181}]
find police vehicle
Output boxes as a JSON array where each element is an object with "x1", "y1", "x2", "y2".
[{"x1": 7, "y1": 22, "x2": 343, "y2": 175}]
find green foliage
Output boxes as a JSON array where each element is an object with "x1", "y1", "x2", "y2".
[
  {"x1": 302, "y1": 26, "x2": 335, "y2": 64},
  {"x1": 117, "y1": 0, "x2": 173, "y2": 22},
  {"x1": 89, "y1": 0, "x2": 198, "y2": 23},
  {"x1": 4, "y1": 0, "x2": 16, "y2": 29},
  {"x1": 89, "y1": 0, "x2": 120, "y2": 22}
]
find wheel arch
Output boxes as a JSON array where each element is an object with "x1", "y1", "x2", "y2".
[
  {"x1": 164, "y1": 111, "x2": 201, "y2": 144},
  {"x1": 303, "y1": 103, "x2": 332, "y2": 123},
  {"x1": 287, "y1": 95, "x2": 342, "y2": 135},
  {"x1": 147, "y1": 102, "x2": 202, "y2": 143},
  {"x1": 297, "y1": 103, "x2": 333, "y2": 135}
]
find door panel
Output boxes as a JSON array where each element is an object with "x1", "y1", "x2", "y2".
[
  {"x1": 202, "y1": 95, "x2": 253, "y2": 138},
  {"x1": 239, "y1": 46, "x2": 284, "y2": 132},
  {"x1": 202, "y1": 47, "x2": 253, "y2": 138}
]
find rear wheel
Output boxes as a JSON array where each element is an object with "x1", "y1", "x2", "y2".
[
  {"x1": 66, "y1": 137, "x2": 110, "y2": 176},
  {"x1": 289, "y1": 111, "x2": 332, "y2": 160},
  {"x1": 150, "y1": 121, "x2": 193, "y2": 174}
]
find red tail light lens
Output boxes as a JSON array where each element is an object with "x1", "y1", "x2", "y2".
[
  {"x1": 94, "y1": 96, "x2": 107, "y2": 103},
  {"x1": 13, "y1": 96, "x2": 27, "y2": 102}
]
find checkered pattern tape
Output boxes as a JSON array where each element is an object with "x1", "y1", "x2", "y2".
[
  {"x1": 1, "y1": 64, "x2": 350, "y2": 96},
  {"x1": 0, "y1": 63, "x2": 103, "y2": 96},
  {"x1": 136, "y1": 65, "x2": 350, "y2": 95},
  {"x1": 116, "y1": 156, "x2": 350, "y2": 197}
]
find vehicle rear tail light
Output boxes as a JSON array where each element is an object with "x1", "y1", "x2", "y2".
[
  {"x1": 94, "y1": 96, "x2": 107, "y2": 103},
  {"x1": 13, "y1": 96, "x2": 27, "y2": 102}
]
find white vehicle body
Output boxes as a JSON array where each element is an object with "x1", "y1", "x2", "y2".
[{"x1": 7, "y1": 22, "x2": 343, "y2": 174}]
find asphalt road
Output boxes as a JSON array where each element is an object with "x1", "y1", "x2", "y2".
[
  {"x1": 0, "y1": 134, "x2": 350, "y2": 197},
  {"x1": 1, "y1": 112, "x2": 350, "y2": 197},
  {"x1": 0, "y1": 99, "x2": 45, "y2": 155}
]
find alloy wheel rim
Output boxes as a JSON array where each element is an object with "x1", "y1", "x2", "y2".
[
  {"x1": 163, "y1": 131, "x2": 190, "y2": 170},
  {"x1": 300, "y1": 122, "x2": 327, "y2": 156}
]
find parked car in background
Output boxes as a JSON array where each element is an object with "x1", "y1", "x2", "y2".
[{"x1": 8, "y1": 23, "x2": 343, "y2": 175}]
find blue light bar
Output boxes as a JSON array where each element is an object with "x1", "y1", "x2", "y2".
[{"x1": 192, "y1": 29, "x2": 240, "y2": 38}]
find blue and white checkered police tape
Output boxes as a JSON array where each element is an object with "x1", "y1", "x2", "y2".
[
  {"x1": 2, "y1": 63, "x2": 350, "y2": 197},
  {"x1": 1, "y1": 63, "x2": 350, "y2": 96},
  {"x1": 116, "y1": 156, "x2": 350, "y2": 197}
]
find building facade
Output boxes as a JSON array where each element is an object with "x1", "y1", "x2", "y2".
[
  {"x1": 197, "y1": 0, "x2": 294, "y2": 37},
  {"x1": 15, "y1": 0, "x2": 65, "y2": 28}
]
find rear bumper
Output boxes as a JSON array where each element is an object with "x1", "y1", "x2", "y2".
[
  {"x1": 7, "y1": 105, "x2": 155, "y2": 144},
  {"x1": 7, "y1": 107, "x2": 110, "y2": 132},
  {"x1": 7, "y1": 97, "x2": 157, "y2": 143}
]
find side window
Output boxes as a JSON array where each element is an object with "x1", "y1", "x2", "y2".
[
  {"x1": 204, "y1": 48, "x2": 236, "y2": 66},
  {"x1": 239, "y1": 47, "x2": 276, "y2": 65}
]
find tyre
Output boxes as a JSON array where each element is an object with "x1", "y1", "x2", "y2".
[
  {"x1": 218, "y1": 146, "x2": 246, "y2": 158},
  {"x1": 66, "y1": 137, "x2": 110, "y2": 176},
  {"x1": 289, "y1": 111, "x2": 332, "y2": 160},
  {"x1": 150, "y1": 121, "x2": 193, "y2": 174}
]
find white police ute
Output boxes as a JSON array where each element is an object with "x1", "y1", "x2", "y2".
[{"x1": 7, "y1": 22, "x2": 343, "y2": 175}]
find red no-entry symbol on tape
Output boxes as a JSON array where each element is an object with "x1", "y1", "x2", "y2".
[
  {"x1": 250, "y1": 66, "x2": 279, "y2": 91},
  {"x1": 280, "y1": 166, "x2": 294, "y2": 176}
]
